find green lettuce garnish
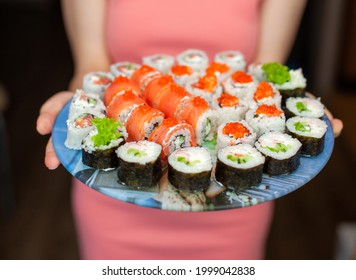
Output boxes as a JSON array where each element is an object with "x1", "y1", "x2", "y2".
[
  {"x1": 227, "y1": 154, "x2": 253, "y2": 164},
  {"x1": 91, "y1": 117, "x2": 123, "y2": 147},
  {"x1": 176, "y1": 156, "x2": 200, "y2": 166},
  {"x1": 265, "y1": 143, "x2": 290, "y2": 153},
  {"x1": 294, "y1": 121, "x2": 311, "y2": 132},
  {"x1": 295, "y1": 101, "x2": 311, "y2": 113},
  {"x1": 261, "y1": 62, "x2": 291, "y2": 85}
]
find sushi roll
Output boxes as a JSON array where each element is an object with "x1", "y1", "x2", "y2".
[
  {"x1": 68, "y1": 89, "x2": 106, "y2": 120},
  {"x1": 216, "y1": 120, "x2": 256, "y2": 150},
  {"x1": 205, "y1": 62, "x2": 231, "y2": 82},
  {"x1": 245, "y1": 104, "x2": 286, "y2": 137},
  {"x1": 285, "y1": 96, "x2": 325, "y2": 119},
  {"x1": 175, "y1": 96, "x2": 218, "y2": 145},
  {"x1": 142, "y1": 75, "x2": 175, "y2": 108},
  {"x1": 248, "y1": 81, "x2": 282, "y2": 108},
  {"x1": 214, "y1": 50, "x2": 246, "y2": 72},
  {"x1": 176, "y1": 49, "x2": 209, "y2": 72},
  {"x1": 142, "y1": 53, "x2": 175, "y2": 74},
  {"x1": 148, "y1": 118, "x2": 196, "y2": 162},
  {"x1": 125, "y1": 104, "x2": 165, "y2": 142},
  {"x1": 169, "y1": 65, "x2": 199, "y2": 86},
  {"x1": 82, "y1": 71, "x2": 113, "y2": 99},
  {"x1": 215, "y1": 144, "x2": 265, "y2": 192},
  {"x1": 110, "y1": 61, "x2": 141, "y2": 78},
  {"x1": 130, "y1": 64, "x2": 163, "y2": 92},
  {"x1": 65, "y1": 112, "x2": 104, "y2": 150},
  {"x1": 286, "y1": 116, "x2": 328, "y2": 156},
  {"x1": 168, "y1": 147, "x2": 212, "y2": 192},
  {"x1": 255, "y1": 131, "x2": 302, "y2": 176},
  {"x1": 211, "y1": 93, "x2": 248, "y2": 126},
  {"x1": 222, "y1": 70, "x2": 256, "y2": 99},
  {"x1": 81, "y1": 117, "x2": 127, "y2": 170},
  {"x1": 116, "y1": 140, "x2": 162, "y2": 189},
  {"x1": 103, "y1": 76, "x2": 141, "y2": 106},
  {"x1": 106, "y1": 90, "x2": 146, "y2": 124},
  {"x1": 185, "y1": 73, "x2": 222, "y2": 105}
]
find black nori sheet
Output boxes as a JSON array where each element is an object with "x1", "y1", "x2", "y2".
[
  {"x1": 288, "y1": 131, "x2": 325, "y2": 156},
  {"x1": 82, "y1": 146, "x2": 119, "y2": 170},
  {"x1": 280, "y1": 88, "x2": 306, "y2": 108},
  {"x1": 215, "y1": 160, "x2": 264, "y2": 192},
  {"x1": 117, "y1": 158, "x2": 162, "y2": 189},
  {"x1": 262, "y1": 148, "x2": 301, "y2": 176},
  {"x1": 168, "y1": 164, "x2": 211, "y2": 192}
]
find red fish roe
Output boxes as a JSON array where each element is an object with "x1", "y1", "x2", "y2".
[
  {"x1": 231, "y1": 71, "x2": 253, "y2": 83},
  {"x1": 217, "y1": 93, "x2": 239, "y2": 107},
  {"x1": 171, "y1": 65, "x2": 193, "y2": 76},
  {"x1": 192, "y1": 96, "x2": 210, "y2": 109},
  {"x1": 254, "y1": 81, "x2": 274, "y2": 101},
  {"x1": 192, "y1": 74, "x2": 217, "y2": 92},
  {"x1": 255, "y1": 104, "x2": 283, "y2": 117},
  {"x1": 206, "y1": 62, "x2": 230, "y2": 75},
  {"x1": 222, "y1": 122, "x2": 250, "y2": 139}
]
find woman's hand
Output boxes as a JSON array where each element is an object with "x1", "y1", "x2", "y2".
[{"x1": 36, "y1": 91, "x2": 74, "y2": 169}]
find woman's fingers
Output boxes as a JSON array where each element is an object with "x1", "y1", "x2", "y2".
[
  {"x1": 36, "y1": 91, "x2": 73, "y2": 135},
  {"x1": 45, "y1": 136, "x2": 61, "y2": 170}
]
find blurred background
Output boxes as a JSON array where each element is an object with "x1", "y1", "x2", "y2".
[{"x1": 0, "y1": 0, "x2": 355, "y2": 259}]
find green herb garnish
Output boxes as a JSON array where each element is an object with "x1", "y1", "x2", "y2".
[
  {"x1": 265, "y1": 143, "x2": 290, "y2": 153},
  {"x1": 176, "y1": 156, "x2": 200, "y2": 166},
  {"x1": 127, "y1": 148, "x2": 147, "y2": 157},
  {"x1": 295, "y1": 101, "x2": 311, "y2": 113},
  {"x1": 261, "y1": 62, "x2": 291, "y2": 85},
  {"x1": 91, "y1": 118, "x2": 123, "y2": 147},
  {"x1": 294, "y1": 121, "x2": 311, "y2": 132},
  {"x1": 227, "y1": 154, "x2": 253, "y2": 164}
]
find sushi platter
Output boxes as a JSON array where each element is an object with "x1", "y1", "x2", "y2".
[{"x1": 52, "y1": 49, "x2": 334, "y2": 211}]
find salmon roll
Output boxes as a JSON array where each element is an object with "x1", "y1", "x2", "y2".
[
  {"x1": 110, "y1": 61, "x2": 141, "y2": 78},
  {"x1": 176, "y1": 96, "x2": 218, "y2": 145},
  {"x1": 82, "y1": 71, "x2": 113, "y2": 99},
  {"x1": 142, "y1": 53, "x2": 175, "y2": 74},
  {"x1": 148, "y1": 118, "x2": 197, "y2": 161},
  {"x1": 103, "y1": 75, "x2": 141, "y2": 106},
  {"x1": 106, "y1": 90, "x2": 146, "y2": 124},
  {"x1": 125, "y1": 104, "x2": 165, "y2": 142},
  {"x1": 245, "y1": 104, "x2": 286, "y2": 137},
  {"x1": 142, "y1": 75, "x2": 175, "y2": 108},
  {"x1": 130, "y1": 64, "x2": 163, "y2": 92}
]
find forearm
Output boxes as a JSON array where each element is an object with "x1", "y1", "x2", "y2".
[
  {"x1": 254, "y1": 0, "x2": 307, "y2": 63},
  {"x1": 61, "y1": 0, "x2": 110, "y2": 85}
]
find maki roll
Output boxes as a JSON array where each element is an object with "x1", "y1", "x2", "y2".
[
  {"x1": 148, "y1": 118, "x2": 196, "y2": 162},
  {"x1": 211, "y1": 93, "x2": 248, "y2": 126},
  {"x1": 130, "y1": 64, "x2": 163, "y2": 92},
  {"x1": 110, "y1": 61, "x2": 141, "y2": 78},
  {"x1": 103, "y1": 76, "x2": 141, "y2": 106},
  {"x1": 82, "y1": 71, "x2": 113, "y2": 99},
  {"x1": 216, "y1": 121, "x2": 256, "y2": 150},
  {"x1": 245, "y1": 104, "x2": 286, "y2": 137},
  {"x1": 285, "y1": 97, "x2": 325, "y2": 119},
  {"x1": 222, "y1": 70, "x2": 256, "y2": 99},
  {"x1": 205, "y1": 62, "x2": 231, "y2": 82},
  {"x1": 169, "y1": 65, "x2": 199, "y2": 86},
  {"x1": 142, "y1": 75, "x2": 175, "y2": 108},
  {"x1": 248, "y1": 81, "x2": 282, "y2": 108},
  {"x1": 214, "y1": 50, "x2": 246, "y2": 72},
  {"x1": 255, "y1": 131, "x2": 302, "y2": 176},
  {"x1": 176, "y1": 49, "x2": 209, "y2": 72},
  {"x1": 215, "y1": 144, "x2": 265, "y2": 192},
  {"x1": 116, "y1": 141, "x2": 162, "y2": 189},
  {"x1": 142, "y1": 53, "x2": 175, "y2": 74},
  {"x1": 286, "y1": 116, "x2": 328, "y2": 156},
  {"x1": 82, "y1": 117, "x2": 127, "y2": 170},
  {"x1": 168, "y1": 147, "x2": 212, "y2": 192}
]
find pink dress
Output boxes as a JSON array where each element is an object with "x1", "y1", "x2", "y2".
[{"x1": 73, "y1": 0, "x2": 274, "y2": 260}]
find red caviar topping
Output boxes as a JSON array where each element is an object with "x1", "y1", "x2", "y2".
[
  {"x1": 192, "y1": 96, "x2": 209, "y2": 109},
  {"x1": 255, "y1": 104, "x2": 283, "y2": 117},
  {"x1": 112, "y1": 75, "x2": 130, "y2": 84},
  {"x1": 254, "y1": 81, "x2": 274, "y2": 101},
  {"x1": 222, "y1": 122, "x2": 250, "y2": 139},
  {"x1": 206, "y1": 62, "x2": 230, "y2": 75},
  {"x1": 192, "y1": 74, "x2": 217, "y2": 93},
  {"x1": 217, "y1": 93, "x2": 239, "y2": 107},
  {"x1": 231, "y1": 71, "x2": 253, "y2": 84},
  {"x1": 171, "y1": 65, "x2": 193, "y2": 76}
]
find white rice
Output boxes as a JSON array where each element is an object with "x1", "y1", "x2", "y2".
[
  {"x1": 286, "y1": 116, "x2": 328, "y2": 138},
  {"x1": 195, "y1": 109, "x2": 218, "y2": 145},
  {"x1": 214, "y1": 50, "x2": 246, "y2": 72},
  {"x1": 168, "y1": 147, "x2": 212, "y2": 174},
  {"x1": 116, "y1": 141, "x2": 162, "y2": 164},
  {"x1": 176, "y1": 49, "x2": 209, "y2": 72},
  {"x1": 246, "y1": 82, "x2": 282, "y2": 109},
  {"x1": 185, "y1": 77, "x2": 223, "y2": 106},
  {"x1": 222, "y1": 77, "x2": 257, "y2": 100},
  {"x1": 110, "y1": 61, "x2": 141, "y2": 78},
  {"x1": 218, "y1": 144, "x2": 265, "y2": 169},
  {"x1": 286, "y1": 97, "x2": 325, "y2": 118},
  {"x1": 211, "y1": 96, "x2": 248, "y2": 126},
  {"x1": 142, "y1": 54, "x2": 175, "y2": 74},
  {"x1": 255, "y1": 131, "x2": 302, "y2": 160},
  {"x1": 82, "y1": 71, "x2": 113, "y2": 99}
]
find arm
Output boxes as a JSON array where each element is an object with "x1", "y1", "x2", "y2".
[{"x1": 36, "y1": 0, "x2": 110, "y2": 169}]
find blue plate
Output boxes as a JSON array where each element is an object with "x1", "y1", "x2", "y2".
[{"x1": 52, "y1": 101, "x2": 334, "y2": 211}]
